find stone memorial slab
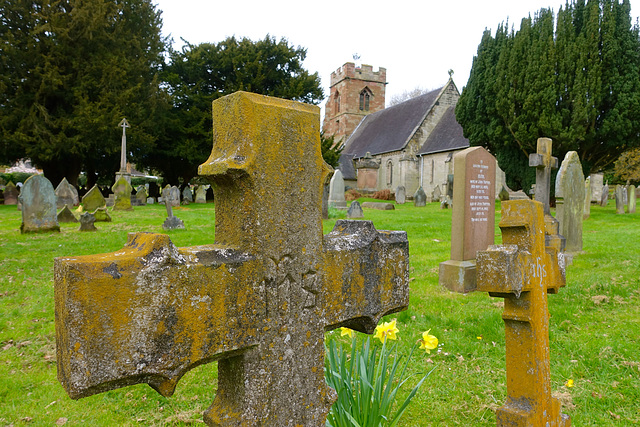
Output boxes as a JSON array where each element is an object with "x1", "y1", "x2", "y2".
[
  {"x1": 628, "y1": 185, "x2": 636, "y2": 214},
  {"x1": 146, "y1": 197, "x2": 155, "y2": 205},
  {"x1": 395, "y1": 186, "x2": 406, "y2": 204},
  {"x1": 112, "y1": 176, "x2": 133, "y2": 211},
  {"x1": 57, "y1": 205, "x2": 78, "y2": 223},
  {"x1": 583, "y1": 177, "x2": 591, "y2": 220},
  {"x1": 162, "y1": 200, "x2": 185, "y2": 230},
  {"x1": 92, "y1": 207, "x2": 112, "y2": 222},
  {"x1": 508, "y1": 190, "x2": 530, "y2": 200},
  {"x1": 600, "y1": 181, "x2": 609, "y2": 207},
  {"x1": 133, "y1": 186, "x2": 147, "y2": 206},
  {"x1": 54, "y1": 92, "x2": 410, "y2": 426},
  {"x1": 79, "y1": 212, "x2": 97, "y2": 231},
  {"x1": 105, "y1": 194, "x2": 115, "y2": 207},
  {"x1": 182, "y1": 187, "x2": 193, "y2": 204},
  {"x1": 162, "y1": 185, "x2": 180, "y2": 207},
  {"x1": 328, "y1": 169, "x2": 347, "y2": 209},
  {"x1": 361, "y1": 201, "x2": 395, "y2": 210},
  {"x1": 413, "y1": 186, "x2": 426, "y2": 207},
  {"x1": 439, "y1": 146, "x2": 496, "y2": 293},
  {"x1": 3, "y1": 181, "x2": 19, "y2": 205},
  {"x1": 555, "y1": 151, "x2": 584, "y2": 252},
  {"x1": 19, "y1": 175, "x2": 60, "y2": 233},
  {"x1": 615, "y1": 185, "x2": 625, "y2": 214},
  {"x1": 55, "y1": 178, "x2": 79, "y2": 209},
  {"x1": 347, "y1": 200, "x2": 364, "y2": 218},
  {"x1": 477, "y1": 199, "x2": 569, "y2": 427},
  {"x1": 591, "y1": 173, "x2": 604, "y2": 202},
  {"x1": 431, "y1": 185, "x2": 441, "y2": 203},
  {"x1": 82, "y1": 185, "x2": 106, "y2": 212},
  {"x1": 195, "y1": 185, "x2": 208, "y2": 204}
]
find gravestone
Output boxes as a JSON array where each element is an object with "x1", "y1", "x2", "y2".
[
  {"x1": 328, "y1": 169, "x2": 347, "y2": 209},
  {"x1": 413, "y1": 186, "x2": 426, "y2": 207},
  {"x1": 79, "y1": 212, "x2": 97, "y2": 231},
  {"x1": 111, "y1": 175, "x2": 133, "y2": 211},
  {"x1": 163, "y1": 185, "x2": 180, "y2": 207},
  {"x1": 133, "y1": 186, "x2": 147, "y2": 206},
  {"x1": 395, "y1": 186, "x2": 406, "y2": 204},
  {"x1": 583, "y1": 177, "x2": 591, "y2": 220},
  {"x1": 431, "y1": 186, "x2": 441, "y2": 203},
  {"x1": 57, "y1": 205, "x2": 78, "y2": 223},
  {"x1": 162, "y1": 200, "x2": 185, "y2": 230},
  {"x1": 182, "y1": 186, "x2": 193, "y2": 204},
  {"x1": 600, "y1": 181, "x2": 609, "y2": 207},
  {"x1": 477, "y1": 199, "x2": 569, "y2": 427},
  {"x1": 19, "y1": 175, "x2": 60, "y2": 233},
  {"x1": 53, "y1": 91, "x2": 410, "y2": 426},
  {"x1": 439, "y1": 146, "x2": 496, "y2": 293},
  {"x1": 555, "y1": 151, "x2": 584, "y2": 252},
  {"x1": 146, "y1": 197, "x2": 155, "y2": 205},
  {"x1": 322, "y1": 173, "x2": 331, "y2": 220},
  {"x1": 628, "y1": 185, "x2": 636, "y2": 214},
  {"x1": 55, "y1": 178, "x2": 79, "y2": 209},
  {"x1": 361, "y1": 201, "x2": 395, "y2": 210},
  {"x1": 82, "y1": 185, "x2": 106, "y2": 212},
  {"x1": 105, "y1": 194, "x2": 115, "y2": 207},
  {"x1": 591, "y1": 173, "x2": 604, "y2": 202},
  {"x1": 498, "y1": 185, "x2": 510, "y2": 201},
  {"x1": 508, "y1": 190, "x2": 529, "y2": 200},
  {"x1": 529, "y1": 137, "x2": 565, "y2": 252},
  {"x1": 3, "y1": 181, "x2": 18, "y2": 205},
  {"x1": 347, "y1": 200, "x2": 364, "y2": 218},
  {"x1": 92, "y1": 207, "x2": 112, "y2": 222},
  {"x1": 195, "y1": 185, "x2": 208, "y2": 203},
  {"x1": 615, "y1": 185, "x2": 625, "y2": 214}
]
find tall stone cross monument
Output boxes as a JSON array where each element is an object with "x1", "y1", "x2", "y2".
[
  {"x1": 529, "y1": 137, "x2": 565, "y2": 252},
  {"x1": 54, "y1": 92, "x2": 410, "y2": 426},
  {"x1": 116, "y1": 117, "x2": 131, "y2": 184},
  {"x1": 477, "y1": 200, "x2": 570, "y2": 427}
]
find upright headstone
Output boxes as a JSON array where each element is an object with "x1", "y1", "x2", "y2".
[
  {"x1": 163, "y1": 185, "x2": 181, "y2": 207},
  {"x1": 431, "y1": 186, "x2": 441, "y2": 203},
  {"x1": 498, "y1": 185, "x2": 510, "y2": 201},
  {"x1": 439, "y1": 146, "x2": 496, "y2": 293},
  {"x1": 182, "y1": 186, "x2": 193, "y2": 204},
  {"x1": 477, "y1": 199, "x2": 569, "y2": 427},
  {"x1": 395, "y1": 186, "x2": 406, "y2": 204},
  {"x1": 92, "y1": 207, "x2": 112, "y2": 222},
  {"x1": 19, "y1": 175, "x2": 60, "y2": 233},
  {"x1": 111, "y1": 175, "x2": 133, "y2": 211},
  {"x1": 591, "y1": 173, "x2": 604, "y2": 203},
  {"x1": 628, "y1": 185, "x2": 636, "y2": 214},
  {"x1": 600, "y1": 181, "x2": 609, "y2": 207},
  {"x1": 615, "y1": 185, "x2": 625, "y2": 214},
  {"x1": 195, "y1": 185, "x2": 208, "y2": 204},
  {"x1": 57, "y1": 205, "x2": 79, "y2": 223},
  {"x1": 54, "y1": 92, "x2": 410, "y2": 426},
  {"x1": 133, "y1": 186, "x2": 147, "y2": 206},
  {"x1": 55, "y1": 178, "x2": 79, "y2": 209},
  {"x1": 347, "y1": 200, "x2": 364, "y2": 218},
  {"x1": 328, "y1": 169, "x2": 347, "y2": 209},
  {"x1": 3, "y1": 181, "x2": 18, "y2": 205},
  {"x1": 79, "y1": 212, "x2": 97, "y2": 232},
  {"x1": 623, "y1": 186, "x2": 629, "y2": 207},
  {"x1": 162, "y1": 200, "x2": 185, "y2": 230},
  {"x1": 413, "y1": 186, "x2": 426, "y2": 207},
  {"x1": 555, "y1": 151, "x2": 585, "y2": 252},
  {"x1": 529, "y1": 137, "x2": 565, "y2": 252},
  {"x1": 82, "y1": 185, "x2": 106, "y2": 212},
  {"x1": 583, "y1": 177, "x2": 591, "y2": 220}
]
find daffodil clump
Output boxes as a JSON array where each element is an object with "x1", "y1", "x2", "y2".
[{"x1": 325, "y1": 320, "x2": 438, "y2": 427}]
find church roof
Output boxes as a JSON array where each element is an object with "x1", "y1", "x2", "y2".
[
  {"x1": 416, "y1": 107, "x2": 469, "y2": 155},
  {"x1": 341, "y1": 86, "x2": 443, "y2": 158},
  {"x1": 338, "y1": 153, "x2": 356, "y2": 181}
]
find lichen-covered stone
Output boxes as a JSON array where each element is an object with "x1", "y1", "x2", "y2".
[
  {"x1": 112, "y1": 176, "x2": 133, "y2": 211},
  {"x1": 19, "y1": 175, "x2": 60, "y2": 233},
  {"x1": 54, "y1": 92, "x2": 410, "y2": 426},
  {"x1": 82, "y1": 185, "x2": 106, "y2": 212}
]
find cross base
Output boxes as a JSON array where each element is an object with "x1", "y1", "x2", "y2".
[{"x1": 438, "y1": 259, "x2": 476, "y2": 293}]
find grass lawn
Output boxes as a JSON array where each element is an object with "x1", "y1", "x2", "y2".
[{"x1": 0, "y1": 199, "x2": 638, "y2": 426}]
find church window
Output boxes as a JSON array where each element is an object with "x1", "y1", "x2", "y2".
[
  {"x1": 335, "y1": 92, "x2": 341, "y2": 113},
  {"x1": 386, "y1": 160, "x2": 393, "y2": 186},
  {"x1": 359, "y1": 88, "x2": 372, "y2": 111}
]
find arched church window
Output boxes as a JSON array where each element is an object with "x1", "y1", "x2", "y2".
[
  {"x1": 359, "y1": 88, "x2": 372, "y2": 111},
  {"x1": 386, "y1": 160, "x2": 393, "y2": 186},
  {"x1": 335, "y1": 92, "x2": 340, "y2": 113}
]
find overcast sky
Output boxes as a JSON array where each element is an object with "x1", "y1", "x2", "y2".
[{"x1": 154, "y1": 0, "x2": 639, "y2": 109}]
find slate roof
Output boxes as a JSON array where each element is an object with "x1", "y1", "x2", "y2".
[
  {"x1": 338, "y1": 153, "x2": 356, "y2": 181},
  {"x1": 416, "y1": 107, "x2": 469, "y2": 156},
  {"x1": 341, "y1": 86, "x2": 443, "y2": 159}
]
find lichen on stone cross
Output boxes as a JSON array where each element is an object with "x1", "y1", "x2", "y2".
[
  {"x1": 476, "y1": 200, "x2": 570, "y2": 427},
  {"x1": 54, "y1": 92, "x2": 410, "y2": 426}
]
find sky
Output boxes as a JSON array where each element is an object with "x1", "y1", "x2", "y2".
[{"x1": 154, "y1": 0, "x2": 639, "y2": 109}]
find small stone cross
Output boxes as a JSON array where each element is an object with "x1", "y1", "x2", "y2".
[
  {"x1": 54, "y1": 92, "x2": 409, "y2": 426},
  {"x1": 118, "y1": 117, "x2": 130, "y2": 173},
  {"x1": 477, "y1": 200, "x2": 570, "y2": 427}
]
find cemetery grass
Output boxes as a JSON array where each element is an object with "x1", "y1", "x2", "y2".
[{"x1": 0, "y1": 201, "x2": 638, "y2": 426}]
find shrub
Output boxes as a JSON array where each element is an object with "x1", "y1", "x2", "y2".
[
  {"x1": 345, "y1": 189, "x2": 362, "y2": 201},
  {"x1": 372, "y1": 189, "x2": 394, "y2": 200}
]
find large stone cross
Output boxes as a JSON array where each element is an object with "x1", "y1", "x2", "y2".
[
  {"x1": 529, "y1": 137, "x2": 565, "y2": 252},
  {"x1": 54, "y1": 92, "x2": 409, "y2": 426},
  {"x1": 477, "y1": 200, "x2": 570, "y2": 427}
]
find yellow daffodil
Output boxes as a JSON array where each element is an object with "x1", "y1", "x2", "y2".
[
  {"x1": 419, "y1": 329, "x2": 438, "y2": 353},
  {"x1": 374, "y1": 319, "x2": 399, "y2": 343},
  {"x1": 340, "y1": 327, "x2": 354, "y2": 338},
  {"x1": 565, "y1": 379, "x2": 574, "y2": 388}
]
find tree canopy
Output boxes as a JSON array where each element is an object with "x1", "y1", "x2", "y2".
[
  {"x1": 0, "y1": 0, "x2": 168, "y2": 187},
  {"x1": 139, "y1": 35, "x2": 325, "y2": 185},
  {"x1": 456, "y1": 0, "x2": 640, "y2": 191}
]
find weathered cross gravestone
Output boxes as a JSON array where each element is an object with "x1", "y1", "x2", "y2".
[
  {"x1": 395, "y1": 185, "x2": 406, "y2": 204},
  {"x1": 600, "y1": 181, "x2": 609, "y2": 207},
  {"x1": 529, "y1": 137, "x2": 565, "y2": 252},
  {"x1": 628, "y1": 185, "x2": 636, "y2": 214},
  {"x1": 57, "y1": 205, "x2": 78, "y2": 223},
  {"x1": 54, "y1": 92, "x2": 410, "y2": 426},
  {"x1": 195, "y1": 185, "x2": 208, "y2": 203},
  {"x1": 555, "y1": 151, "x2": 584, "y2": 252},
  {"x1": 328, "y1": 169, "x2": 347, "y2": 209},
  {"x1": 615, "y1": 185, "x2": 625, "y2": 214},
  {"x1": 162, "y1": 199, "x2": 185, "y2": 230},
  {"x1": 477, "y1": 199, "x2": 570, "y2": 427},
  {"x1": 55, "y1": 177, "x2": 79, "y2": 209},
  {"x1": 413, "y1": 186, "x2": 426, "y2": 207},
  {"x1": 79, "y1": 212, "x2": 97, "y2": 231},
  {"x1": 439, "y1": 146, "x2": 496, "y2": 293},
  {"x1": 82, "y1": 185, "x2": 106, "y2": 212},
  {"x1": 583, "y1": 177, "x2": 591, "y2": 220},
  {"x1": 19, "y1": 175, "x2": 60, "y2": 233},
  {"x1": 3, "y1": 181, "x2": 19, "y2": 205},
  {"x1": 347, "y1": 200, "x2": 364, "y2": 218},
  {"x1": 111, "y1": 175, "x2": 133, "y2": 211}
]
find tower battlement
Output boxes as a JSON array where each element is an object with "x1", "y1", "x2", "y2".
[{"x1": 330, "y1": 62, "x2": 387, "y2": 86}]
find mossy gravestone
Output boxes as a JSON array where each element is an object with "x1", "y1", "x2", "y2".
[
  {"x1": 112, "y1": 175, "x2": 133, "y2": 211},
  {"x1": 20, "y1": 175, "x2": 60, "y2": 233},
  {"x1": 82, "y1": 185, "x2": 106, "y2": 212},
  {"x1": 54, "y1": 92, "x2": 410, "y2": 426}
]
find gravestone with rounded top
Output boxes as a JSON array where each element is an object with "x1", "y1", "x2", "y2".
[
  {"x1": 3, "y1": 181, "x2": 19, "y2": 205},
  {"x1": 54, "y1": 92, "x2": 410, "y2": 426},
  {"x1": 19, "y1": 175, "x2": 60, "y2": 233},
  {"x1": 395, "y1": 186, "x2": 406, "y2": 204},
  {"x1": 555, "y1": 151, "x2": 584, "y2": 252},
  {"x1": 55, "y1": 178, "x2": 79, "y2": 209},
  {"x1": 615, "y1": 185, "x2": 625, "y2": 214},
  {"x1": 195, "y1": 185, "x2": 208, "y2": 203},
  {"x1": 182, "y1": 186, "x2": 193, "y2": 204},
  {"x1": 583, "y1": 177, "x2": 591, "y2": 220},
  {"x1": 347, "y1": 200, "x2": 364, "y2": 218},
  {"x1": 628, "y1": 185, "x2": 636, "y2": 214},
  {"x1": 590, "y1": 173, "x2": 604, "y2": 202},
  {"x1": 82, "y1": 185, "x2": 106, "y2": 212},
  {"x1": 413, "y1": 186, "x2": 426, "y2": 207},
  {"x1": 600, "y1": 181, "x2": 609, "y2": 207},
  {"x1": 328, "y1": 169, "x2": 347, "y2": 209}
]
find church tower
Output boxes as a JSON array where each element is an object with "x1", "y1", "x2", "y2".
[{"x1": 323, "y1": 62, "x2": 387, "y2": 145}]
